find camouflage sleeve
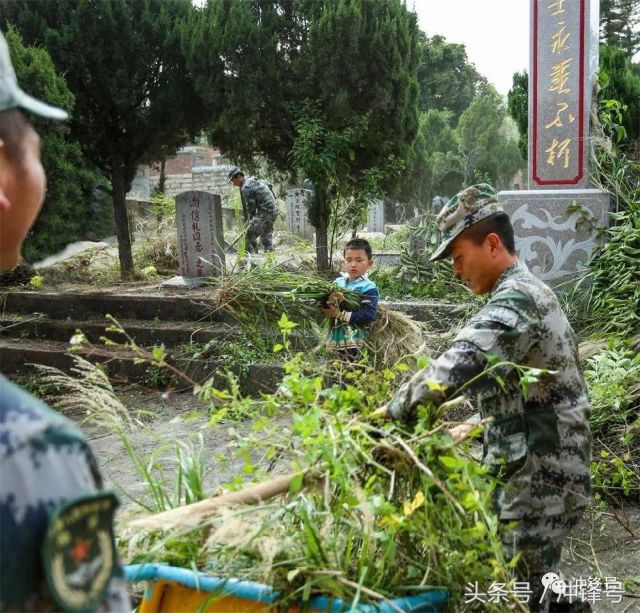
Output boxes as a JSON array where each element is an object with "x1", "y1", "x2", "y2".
[
  {"x1": 387, "y1": 292, "x2": 539, "y2": 421},
  {"x1": 241, "y1": 182, "x2": 258, "y2": 217},
  {"x1": 251, "y1": 181, "x2": 278, "y2": 217},
  {"x1": 0, "y1": 423, "x2": 131, "y2": 612}
]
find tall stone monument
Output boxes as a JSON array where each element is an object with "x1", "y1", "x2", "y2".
[
  {"x1": 367, "y1": 199, "x2": 385, "y2": 233},
  {"x1": 285, "y1": 188, "x2": 314, "y2": 241},
  {"x1": 498, "y1": 0, "x2": 609, "y2": 282},
  {"x1": 164, "y1": 191, "x2": 225, "y2": 287}
]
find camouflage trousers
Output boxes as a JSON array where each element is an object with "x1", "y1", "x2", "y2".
[
  {"x1": 246, "y1": 214, "x2": 276, "y2": 253},
  {"x1": 501, "y1": 511, "x2": 590, "y2": 612}
]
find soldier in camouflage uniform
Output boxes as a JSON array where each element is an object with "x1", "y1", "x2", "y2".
[
  {"x1": 228, "y1": 166, "x2": 278, "y2": 253},
  {"x1": 0, "y1": 32, "x2": 130, "y2": 611},
  {"x1": 380, "y1": 184, "x2": 592, "y2": 612}
]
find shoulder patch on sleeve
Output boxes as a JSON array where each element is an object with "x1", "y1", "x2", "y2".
[
  {"x1": 43, "y1": 492, "x2": 119, "y2": 613},
  {"x1": 472, "y1": 305, "x2": 520, "y2": 328}
]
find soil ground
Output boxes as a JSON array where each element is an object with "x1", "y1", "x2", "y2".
[{"x1": 68, "y1": 385, "x2": 640, "y2": 612}]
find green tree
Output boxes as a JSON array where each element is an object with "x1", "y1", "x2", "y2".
[
  {"x1": 599, "y1": 45, "x2": 640, "y2": 145},
  {"x1": 455, "y1": 91, "x2": 502, "y2": 184},
  {"x1": 507, "y1": 70, "x2": 528, "y2": 160},
  {"x1": 188, "y1": 0, "x2": 420, "y2": 268},
  {"x1": 456, "y1": 91, "x2": 523, "y2": 188},
  {"x1": 601, "y1": 0, "x2": 640, "y2": 56},
  {"x1": 417, "y1": 34, "x2": 488, "y2": 124},
  {"x1": 4, "y1": 0, "x2": 207, "y2": 277},
  {"x1": 4, "y1": 25, "x2": 106, "y2": 263},
  {"x1": 394, "y1": 109, "x2": 463, "y2": 210}
]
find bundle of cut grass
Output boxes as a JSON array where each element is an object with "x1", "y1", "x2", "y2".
[
  {"x1": 367, "y1": 306, "x2": 425, "y2": 369},
  {"x1": 211, "y1": 266, "x2": 362, "y2": 317},
  {"x1": 210, "y1": 266, "x2": 424, "y2": 366}
]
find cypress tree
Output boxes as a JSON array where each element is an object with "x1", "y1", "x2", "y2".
[{"x1": 4, "y1": 0, "x2": 207, "y2": 278}]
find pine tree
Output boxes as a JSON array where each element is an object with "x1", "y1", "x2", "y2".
[
  {"x1": 507, "y1": 71, "x2": 529, "y2": 160},
  {"x1": 600, "y1": 44, "x2": 640, "y2": 145},
  {"x1": 601, "y1": 0, "x2": 640, "y2": 56}
]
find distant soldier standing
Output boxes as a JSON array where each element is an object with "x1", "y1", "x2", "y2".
[
  {"x1": 377, "y1": 184, "x2": 592, "y2": 612},
  {"x1": 228, "y1": 166, "x2": 278, "y2": 253},
  {"x1": 0, "y1": 31, "x2": 130, "y2": 611}
]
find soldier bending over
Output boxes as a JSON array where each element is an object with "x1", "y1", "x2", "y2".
[{"x1": 378, "y1": 184, "x2": 591, "y2": 612}]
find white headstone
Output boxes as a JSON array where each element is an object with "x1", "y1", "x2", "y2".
[
  {"x1": 367, "y1": 199, "x2": 385, "y2": 233},
  {"x1": 285, "y1": 188, "x2": 314, "y2": 241},
  {"x1": 129, "y1": 165, "x2": 150, "y2": 199},
  {"x1": 175, "y1": 191, "x2": 225, "y2": 277}
]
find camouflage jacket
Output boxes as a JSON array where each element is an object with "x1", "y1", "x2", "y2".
[
  {"x1": 0, "y1": 376, "x2": 130, "y2": 612},
  {"x1": 240, "y1": 178, "x2": 278, "y2": 221},
  {"x1": 387, "y1": 262, "x2": 592, "y2": 519}
]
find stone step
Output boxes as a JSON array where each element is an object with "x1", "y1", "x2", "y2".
[
  {"x1": 0, "y1": 314, "x2": 313, "y2": 352},
  {"x1": 0, "y1": 338, "x2": 283, "y2": 396},
  {"x1": 378, "y1": 300, "x2": 472, "y2": 331},
  {"x1": 0, "y1": 315, "x2": 241, "y2": 348},
  {"x1": 2, "y1": 291, "x2": 472, "y2": 331},
  {"x1": 1, "y1": 291, "x2": 232, "y2": 323}
]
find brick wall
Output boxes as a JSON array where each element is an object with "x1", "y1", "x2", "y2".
[{"x1": 161, "y1": 167, "x2": 232, "y2": 201}]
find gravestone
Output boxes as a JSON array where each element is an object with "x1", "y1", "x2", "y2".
[
  {"x1": 128, "y1": 165, "x2": 150, "y2": 199},
  {"x1": 367, "y1": 199, "x2": 385, "y2": 233},
  {"x1": 498, "y1": 0, "x2": 608, "y2": 283},
  {"x1": 431, "y1": 195, "x2": 447, "y2": 214},
  {"x1": 285, "y1": 188, "x2": 314, "y2": 241},
  {"x1": 164, "y1": 191, "x2": 225, "y2": 287}
]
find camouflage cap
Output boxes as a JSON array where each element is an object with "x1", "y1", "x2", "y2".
[
  {"x1": 227, "y1": 165, "x2": 243, "y2": 182},
  {"x1": 429, "y1": 183, "x2": 502, "y2": 261}
]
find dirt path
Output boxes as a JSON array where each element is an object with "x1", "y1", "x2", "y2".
[{"x1": 71, "y1": 385, "x2": 640, "y2": 612}]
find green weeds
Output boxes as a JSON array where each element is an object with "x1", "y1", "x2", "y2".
[{"x1": 585, "y1": 342, "x2": 640, "y2": 501}]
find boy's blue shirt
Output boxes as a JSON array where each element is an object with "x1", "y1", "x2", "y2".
[{"x1": 329, "y1": 273, "x2": 380, "y2": 347}]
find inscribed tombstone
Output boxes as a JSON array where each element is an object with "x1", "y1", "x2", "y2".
[
  {"x1": 367, "y1": 199, "x2": 385, "y2": 233},
  {"x1": 175, "y1": 191, "x2": 225, "y2": 277},
  {"x1": 129, "y1": 166, "x2": 150, "y2": 199},
  {"x1": 285, "y1": 188, "x2": 314, "y2": 241}
]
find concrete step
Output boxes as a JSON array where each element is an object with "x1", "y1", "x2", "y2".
[
  {"x1": 0, "y1": 338, "x2": 283, "y2": 396},
  {"x1": 0, "y1": 314, "x2": 313, "y2": 352},
  {"x1": 379, "y1": 300, "x2": 472, "y2": 331},
  {"x1": 0, "y1": 315, "x2": 241, "y2": 348},
  {"x1": 1, "y1": 291, "x2": 232, "y2": 323},
  {"x1": 2, "y1": 291, "x2": 472, "y2": 331}
]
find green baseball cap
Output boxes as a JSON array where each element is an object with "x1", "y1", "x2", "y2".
[
  {"x1": 429, "y1": 184, "x2": 502, "y2": 261},
  {"x1": 227, "y1": 165, "x2": 243, "y2": 182},
  {"x1": 0, "y1": 31, "x2": 67, "y2": 120}
]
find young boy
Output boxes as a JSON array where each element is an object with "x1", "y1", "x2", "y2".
[
  {"x1": 0, "y1": 32, "x2": 130, "y2": 611},
  {"x1": 321, "y1": 238, "x2": 380, "y2": 362}
]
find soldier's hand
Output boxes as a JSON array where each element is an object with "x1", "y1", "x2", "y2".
[
  {"x1": 447, "y1": 423, "x2": 474, "y2": 441},
  {"x1": 371, "y1": 405, "x2": 390, "y2": 420}
]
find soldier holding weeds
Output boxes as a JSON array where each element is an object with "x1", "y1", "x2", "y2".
[{"x1": 377, "y1": 184, "x2": 592, "y2": 612}]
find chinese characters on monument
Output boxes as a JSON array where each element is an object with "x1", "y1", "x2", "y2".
[
  {"x1": 531, "y1": 0, "x2": 591, "y2": 187},
  {"x1": 285, "y1": 188, "x2": 314, "y2": 242},
  {"x1": 175, "y1": 191, "x2": 225, "y2": 278}
]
